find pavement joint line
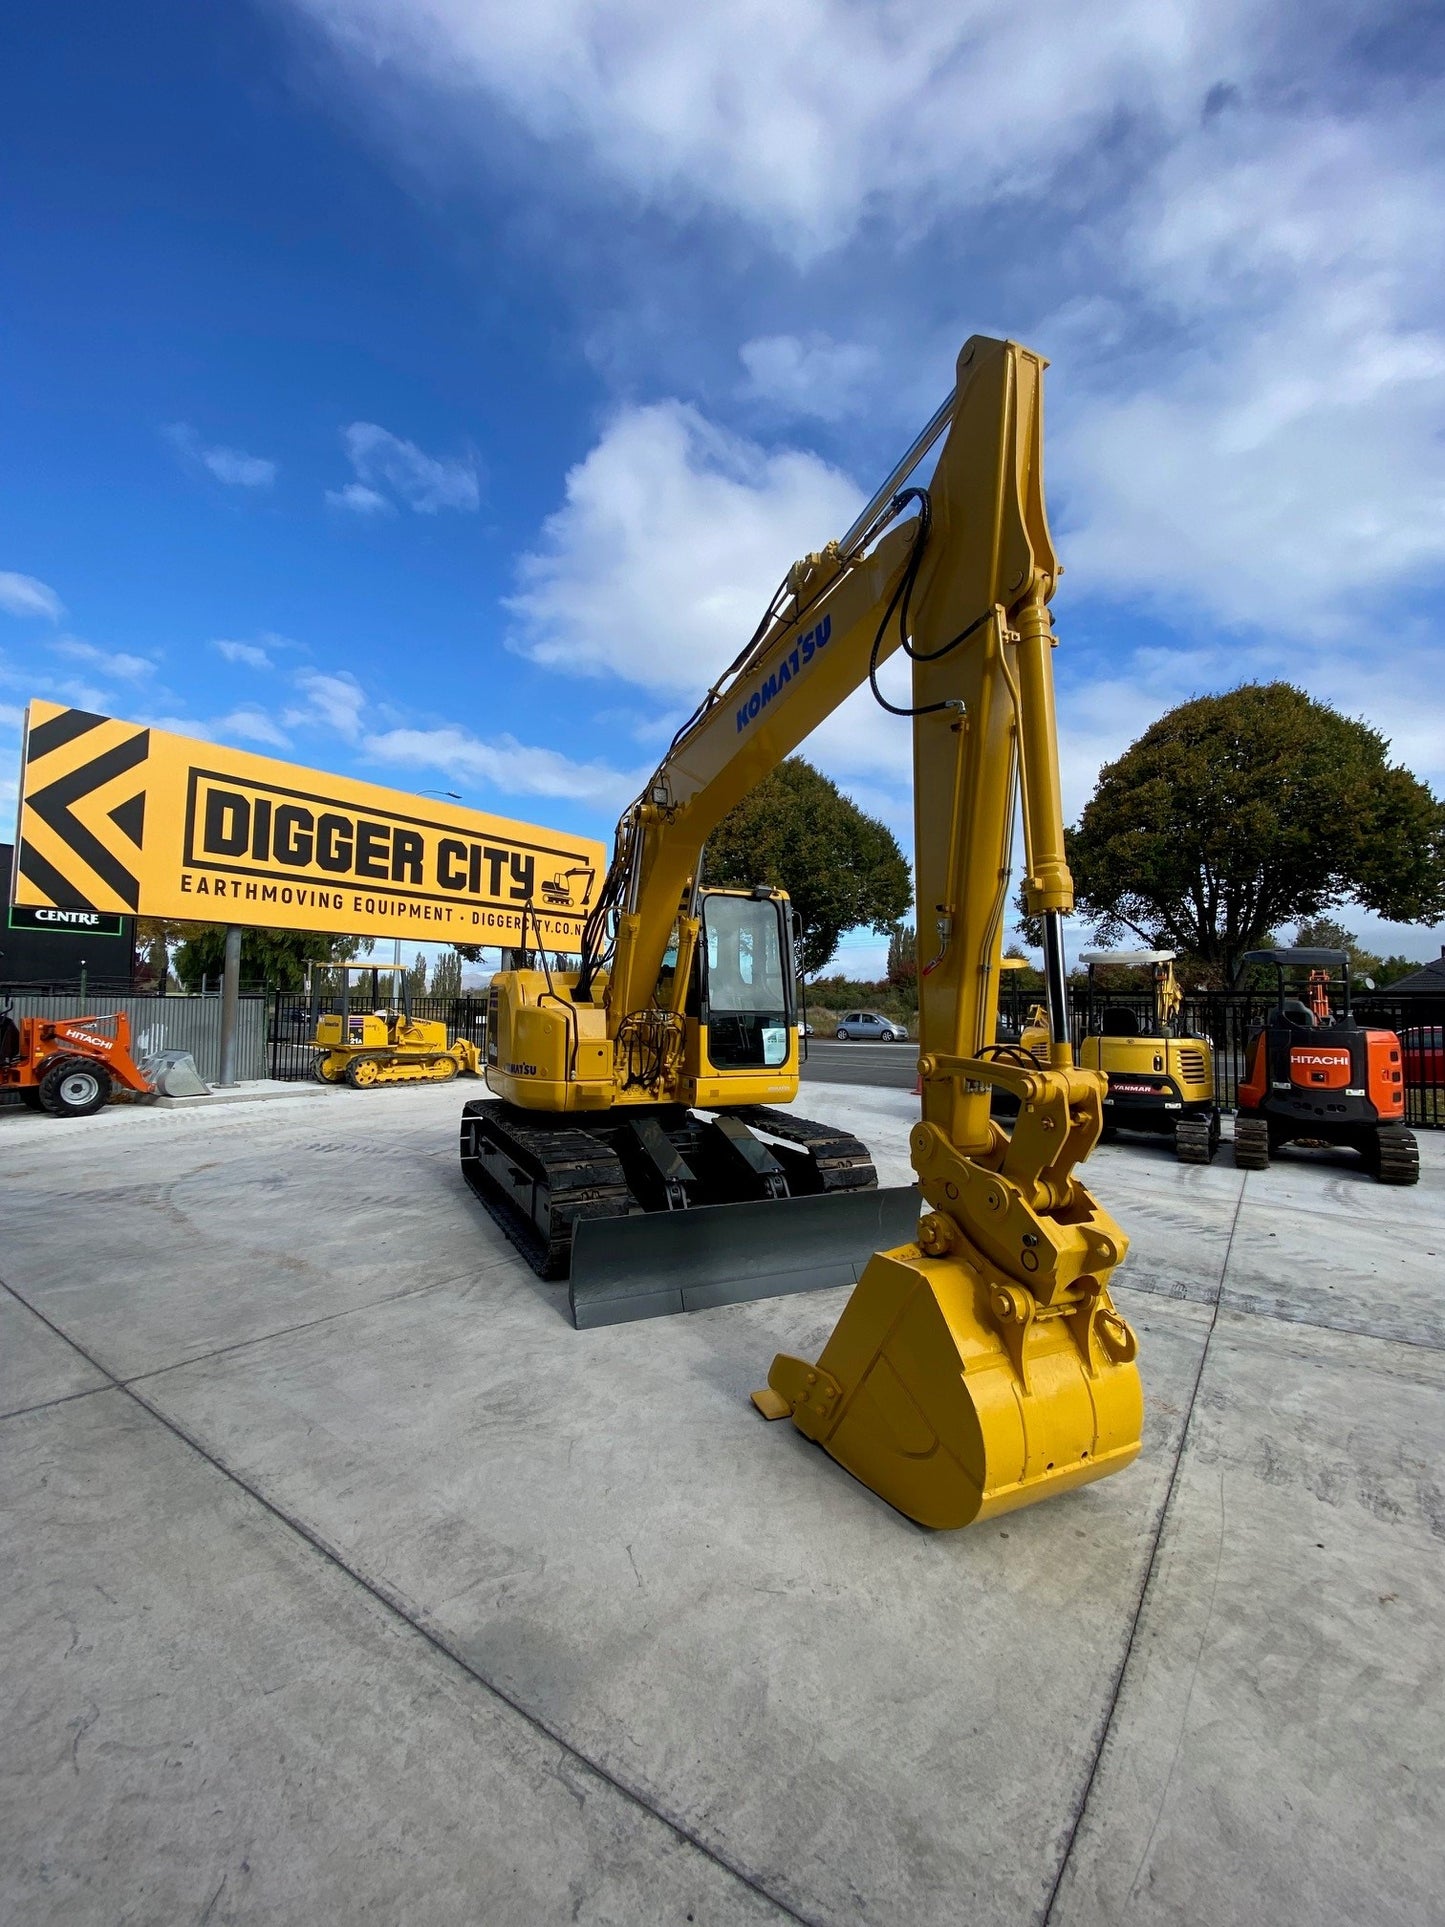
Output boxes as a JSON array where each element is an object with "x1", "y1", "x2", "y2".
[
  {"x1": 1039, "y1": 1171, "x2": 1250, "y2": 1927},
  {"x1": 118, "y1": 1275, "x2": 472, "y2": 1389},
  {"x1": 0, "y1": 1381, "x2": 113, "y2": 1426},
  {"x1": 1116, "y1": 1277, "x2": 1445, "y2": 1354},
  {"x1": 0, "y1": 1270, "x2": 814, "y2": 1927}
]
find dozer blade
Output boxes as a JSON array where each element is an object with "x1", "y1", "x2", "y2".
[{"x1": 568, "y1": 1185, "x2": 920, "y2": 1330}]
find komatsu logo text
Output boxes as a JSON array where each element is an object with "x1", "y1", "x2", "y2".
[{"x1": 735, "y1": 616, "x2": 832, "y2": 733}]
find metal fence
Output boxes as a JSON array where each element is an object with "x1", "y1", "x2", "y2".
[
  {"x1": 996, "y1": 983, "x2": 1445, "y2": 1130},
  {"x1": 267, "y1": 979, "x2": 1445, "y2": 1125},
  {"x1": 268, "y1": 989, "x2": 488, "y2": 1080},
  {"x1": 0, "y1": 992, "x2": 270, "y2": 1085}
]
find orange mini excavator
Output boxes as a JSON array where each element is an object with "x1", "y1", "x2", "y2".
[
  {"x1": 0, "y1": 1005, "x2": 156, "y2": 1116},
  {"x1": 1234, "y1": 948, "x2": 1416, "y2": 1184}
]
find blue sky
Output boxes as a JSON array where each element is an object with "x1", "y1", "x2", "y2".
[{"x1": 4, "y1": 0, "x2": 1444, "y2": 974}]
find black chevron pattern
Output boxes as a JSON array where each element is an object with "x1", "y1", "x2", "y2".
[{"x1": 20, "y1": 710, "x2": 151, "y2": 911}]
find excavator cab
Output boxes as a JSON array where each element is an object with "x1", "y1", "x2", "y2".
[
  {"x1": 1234, "y1": 947, "x2": 1416, "y2": 1182},
  {"x1": 687, "y1": 888, "x2": 794, "y2": 1073}
]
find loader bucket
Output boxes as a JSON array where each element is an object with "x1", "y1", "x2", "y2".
[
  {"x1": 568, "y1": 1185, "x2": 921, "y2": 1329},
  {"x1": 145, "y1": 1051, "x2": 209, "y2": 1097}
]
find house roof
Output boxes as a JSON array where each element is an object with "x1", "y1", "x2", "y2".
[{"x1": 1386, "y1": 951, "x2": 1445, "y2": 994}]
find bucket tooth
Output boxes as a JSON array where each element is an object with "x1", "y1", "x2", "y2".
[{"x1": 760, "y1": 1246, "x2": 1143, "y2": 1530}]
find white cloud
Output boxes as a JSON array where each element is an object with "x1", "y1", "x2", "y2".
[
  {"x1": 0, "y1": 701, "x2": 25, "y2": 730},
  {"x1": 364, "y1": 723, "x2": 638, "y2": 808},
  {"x1": 213, "y1": 638, "x2": 276, "y2": 669},
  {"x1": 325, "y1": 480, "x2": 395, "y2": 515},
  {"x1": 141, "y1": 714, "x2": 218, "y2": 741},
  {"x1": 284, "y1": 668, "x2": 368, "y2": 740},
  {"x1": 165, "y1": 423, "x2": 278, "y2": 488},
  {"x1": 508, "y1": 399, "x2": 860, "y2": 692},
  {"x1": 52, "y1": 638, "x2": 158, "y2": 681},
  {"x1": 1054, "y1": 102, "x2": 1445, "y2": 641},
  {"x1": 332, "y1": 422, "x2": 479, "y2": 514},
  {"x1": 738, "y1": 335, "x2": 880, "y2": 421},
  {"x1": 218, "y1": 707, "x2": 292, "y2": 749},
  {"x1": 284, "y1": 1, "x2": 1445, "y2": 655},
  {"x1": 52, "y1": 679, "x2": 114, "y2": 713},
  {"x1": 0, "y1": 572, "x2": 65, "y2": 621},
  {"x1": 283, "y1": 0, "x2": 1265, "y2": 257}
]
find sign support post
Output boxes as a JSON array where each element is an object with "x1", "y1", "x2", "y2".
[{"x1": 219, "y1": 925, "x2": 242, "y2": 1086}]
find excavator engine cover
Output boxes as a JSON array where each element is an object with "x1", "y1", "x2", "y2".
[{"x1": 759, "y1": 1237, "x2": 1143, "y2": 1529}]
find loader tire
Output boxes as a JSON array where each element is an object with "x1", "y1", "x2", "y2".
[
  {"x1": 1373, "y1": 1127, "x2": 1419, "y2": 1187},
  {"x1": 1174, "y1": 1117, "x2": 1216, "y2": 1164},
  {"x1": 38, "y1": 1056, "x2": 112, "y2": 1118},
  {"x1": 1233, "y1": 1116, "x2": 1269, "y2": 1170}
]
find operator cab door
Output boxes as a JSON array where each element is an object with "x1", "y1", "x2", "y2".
[{"x1": 696, "y1": 892, "x2": 794, "y2": 1072}]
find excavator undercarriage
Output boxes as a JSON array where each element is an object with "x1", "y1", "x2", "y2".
[{"x1": 461, "y1": 1098, "x2": 918, "y2": 1325}]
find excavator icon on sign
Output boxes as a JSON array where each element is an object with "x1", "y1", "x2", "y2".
[{"x1": 540, "y1": 865, "x2": 596, "y2": 909}]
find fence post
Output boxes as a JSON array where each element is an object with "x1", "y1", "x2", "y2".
[{"x1": 218, "y1": 927, "x2": 243, "y2": 1085}]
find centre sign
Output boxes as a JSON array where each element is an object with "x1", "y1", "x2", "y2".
[{"x1": 11, "y1": 699, "x2": 607, "y2": 946}]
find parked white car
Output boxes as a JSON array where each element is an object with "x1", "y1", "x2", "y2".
[{"x1": 834, "y1": 1010, "x2": 909, "y2": 1041}]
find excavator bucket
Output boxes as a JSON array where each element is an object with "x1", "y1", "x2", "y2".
[
  {"x1": 756, "y1": 1244, "x2": 1144, "y2": 1529},
  {"x1": 568, "y1": 1185, "x2": 921, "y2": 1329}
]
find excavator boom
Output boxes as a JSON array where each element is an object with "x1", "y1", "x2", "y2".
[{"x1": 753, "y1": 338, "x2": 1142, "y2": 1525}]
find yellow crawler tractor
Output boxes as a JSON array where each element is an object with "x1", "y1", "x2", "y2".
[{"x1": 309, "y1": 962, "x2": 481, "y2": 1089}]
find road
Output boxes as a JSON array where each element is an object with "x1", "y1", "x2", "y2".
[{"x1": 800, "y1": 1036, "x2": 917, "y2": 1089}]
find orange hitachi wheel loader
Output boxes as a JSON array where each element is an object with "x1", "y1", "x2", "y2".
[{"x1": 0, "y1": 1004, "x2": 155, "y2": 1116}]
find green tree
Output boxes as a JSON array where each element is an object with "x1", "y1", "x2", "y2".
[
  {"x1": 133, "y1": 916, "x2": 188, "y2": 990},
  {"x1": 406, "y1": 949, "x2": 429, "y2": 1000},
  {"x1": 429, "y1": 949, "x2": 463, "y2": 999},
  {"x1": 703, "y1": 757, "x2": 911, "y2": 977},
  {"x1": 1293, "y1": 917, "x2": 1426, "y2": 990},
  {"x1": 1002, "y1": 943, "x2": 1043, "y2": 990},
  {"x1": 886, "y1": 924, "x2": 917, "y2": 988},
  {"x1": 172, "y1": 925, "x2": 370, "y2": 993},
  {"x1": 1060, "y1": 684, "x2": 1445, "y2": 986}
]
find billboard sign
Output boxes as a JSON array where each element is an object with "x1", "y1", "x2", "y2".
[{"x1": 11, "y1": 700, "x2": 607, "y2": 946}]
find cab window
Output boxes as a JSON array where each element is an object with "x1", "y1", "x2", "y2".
[{"x1": 702, "y1": 894, "x2": 793, "y2": 1070}]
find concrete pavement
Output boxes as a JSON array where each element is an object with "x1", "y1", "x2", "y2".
[{"x1": 1, "y1": 1083, "x2": 1441, "y2": 1924}]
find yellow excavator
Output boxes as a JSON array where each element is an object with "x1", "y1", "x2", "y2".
[
  {"x1": 463, "y1": 336, "x2": 1143, "y2": 1528},
  {"x1": 1077, "y1": 950, "x2": 1219, "y2": 1161}
]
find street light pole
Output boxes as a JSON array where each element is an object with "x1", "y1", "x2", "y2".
[{"x1": 400, "y1": 790, "x2": 463, "y2": 983}]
